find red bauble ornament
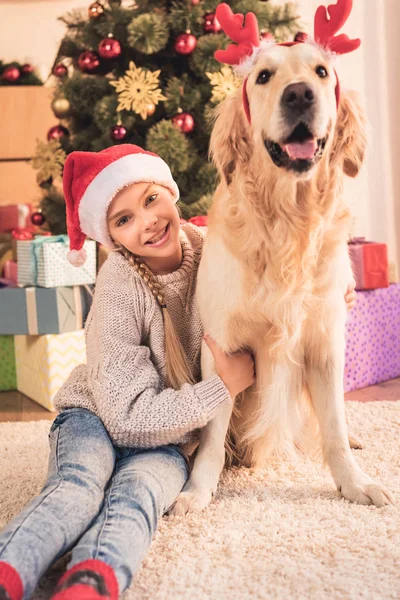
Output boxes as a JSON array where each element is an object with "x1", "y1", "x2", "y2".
[
  {"x1": 111, "y1": 125, "x2": 127, "y2": 141},
  {"x1": 47, "y1": 125, "x2": 69, "y2": 141},
  {"x1": 78, "y1": 51, "x2": 100, "y2": 73},
  {"x1": 98, "y1": 37, "x2": 122, "y2": 60},
  {"x1": 21, "y1": 63, "x2": 34, "y2": 74},
  {"x1": 189, "y1": 215, "x2": 208, "y2": 227},
  {"x1": 2, "y1": 66, "x2": 20, "y2": 83},
  {"x1": 203, "y1": 12, "x2": 221, "y2": 34},
  {"x1": 172, "y1": 112, "x2": 195, "y2": 134},
  {"x1": 191, "y1": 0, "x2": 201, "y2": 4},
  {"x1": 53, "y1": 63, "x2": 68, "y2": 79},
  {"x1": 88, "y1": 2, "x2": 104, "y2": 19},
  {"x1": 31, "y1": 211, "x2": 46, "y2": 227},
  {"x1": 174, "y1": 33, "x2": 197, "y2": 55}
]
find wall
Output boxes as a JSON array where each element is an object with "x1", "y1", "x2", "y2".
[{"x1": 0, "y1": 0, "x2": 398, "y2": 265}]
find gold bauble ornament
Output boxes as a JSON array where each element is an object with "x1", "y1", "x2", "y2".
[
  {"x1": 146, "y1": 103, "x2": 156, "y2": 117},
  {"x1": 88, "y1": 2, "x2": 104, "y2": 19},
  {"x1": 51, "y1": 98, "x2": 71, "y2": 119}
]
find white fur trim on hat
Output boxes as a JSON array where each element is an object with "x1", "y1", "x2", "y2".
[{"x1": 79, "y1": 153, "x2": 180, "y2": 248}]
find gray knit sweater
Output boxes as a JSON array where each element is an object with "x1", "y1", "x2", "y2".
[{"x1": 54, "y1": 223, "x2": 232, "y2": 449}]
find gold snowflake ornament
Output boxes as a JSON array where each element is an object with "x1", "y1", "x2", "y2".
[
  {"x1": 32, "y1": 139, "x2": 66, "y2": 184},
  {"x1": 110, "y1": 61, "x2": 167, "y2": 120},
  {"x1": 206, "y1": 66, "x2": 241, "y2": 104}
]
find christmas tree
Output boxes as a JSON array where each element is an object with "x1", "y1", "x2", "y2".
[{"x1": 33, "y1": 0, "x2": 299, "y2": 234}]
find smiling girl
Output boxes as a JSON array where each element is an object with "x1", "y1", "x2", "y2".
[{"x1": 0, "y1": 144, "x2": 256, "y2": 600}]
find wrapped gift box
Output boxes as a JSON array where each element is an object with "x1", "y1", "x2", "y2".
[
  {"x1": 344, "y1": 283, "x2": 400, "y2": 392},
  {"x1": 15, "y1": 330, "x2": 86, "y2": 411},
  {"x1": 0, "y1": 285, "x2": 93, "y2": 335},
  {"x1": 0, "y1": 204, "x2": 33, "y2": 233},
  {"x1": 0, "y1": 233, "x2": 13, "y2": 275},
  {"x1": 0, "y1": 336, "x2": 17, "y2": 391},
  {"x1": 17, "y1": 235, "x2": 96, "y2": 287},
  {"x1": 348, "y1": 238, "x2": 389, "y2": 290},
  {"x1": 3, "y1": 260, "x2": 17, "y2": 284}
]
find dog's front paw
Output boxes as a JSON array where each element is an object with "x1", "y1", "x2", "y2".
[
  {"x1": 339, "y1": 471, "x2": 394, "y2": 507},
  {"x1": 168, "y1": 487, "x2": 213, "y2": 516}
]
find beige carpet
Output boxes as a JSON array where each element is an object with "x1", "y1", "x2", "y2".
[{"x1": 1, "y1": 401, "x2": 399, "y2": 600}]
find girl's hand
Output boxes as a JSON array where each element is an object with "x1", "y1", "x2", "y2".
[
  {"x1": 345, "y1": 281, "x2": 357, "y2": 310},
  {"x1": 203, "y1": 334, "x2": 255, "y2": 398}
]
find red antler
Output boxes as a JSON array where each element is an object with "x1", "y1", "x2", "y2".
[
  {"x1": 314, "y1": 0, "x2": 360, "y2": 54},
  {"x1": 214, "y1": 3, "x2": 260, "y2": 65}
]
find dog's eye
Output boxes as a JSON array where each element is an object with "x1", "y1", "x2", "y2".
[
  {"x1": 256, "y1": 70, "x2": 272, "y2": 85},
  {"x1": 316, "y1": 66, "x2": 328, "y2": 78}
]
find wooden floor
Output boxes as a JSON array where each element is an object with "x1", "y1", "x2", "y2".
[{"x1": 0, "y1": 378, "x2": 399, "y2": 423}]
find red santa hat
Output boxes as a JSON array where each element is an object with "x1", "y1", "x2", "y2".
[{"x1": 63, "y1": 144, "x2": 180, "y2": 266}]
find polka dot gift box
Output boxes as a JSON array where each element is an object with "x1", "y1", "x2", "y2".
[{"x1": 344, "y1": 283, "x2": 400, "y2": 392}]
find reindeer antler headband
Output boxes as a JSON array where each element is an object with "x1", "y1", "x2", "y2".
[{"x1": 214, "y1": 0, "x2": 361, "y2": 124}]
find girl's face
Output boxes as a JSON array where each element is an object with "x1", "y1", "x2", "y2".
[{"x1": 107, "y1": 182, "x2": 182, "y2": 272}]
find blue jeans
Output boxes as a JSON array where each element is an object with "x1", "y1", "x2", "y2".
[{"x1": 0, "y1": 408, "x2": 189, "y2": 599}]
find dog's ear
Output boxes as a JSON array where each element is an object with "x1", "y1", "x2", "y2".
[
  {"x1": 331, "y1": 90, "x2": 367, "y2": 178},
  {"x1": 209, "y1": 92, "x2": 251, "y2": 185}
]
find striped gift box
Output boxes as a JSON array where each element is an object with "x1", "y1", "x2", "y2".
[
  {"x1": 17, "y1": 236, "x2": 96, "y2": 288},
  {"x1": 15, "y1": 330, "x2": 87, "y2": 411}
]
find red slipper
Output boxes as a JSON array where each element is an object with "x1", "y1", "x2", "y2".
[
  {"x1": 51, "y1": 560, "x2": 118, "y2": 600},
  {"x1": 0, "y1": 562, "x2": 23, "y2": 600}
]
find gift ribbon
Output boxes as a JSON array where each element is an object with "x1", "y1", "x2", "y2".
[
  {"x1": 29, "y1": 235, "x2": 69, "y2": 286},
  {"x1": 26, "y1": 287, "x2": 39, "y2": 335}
]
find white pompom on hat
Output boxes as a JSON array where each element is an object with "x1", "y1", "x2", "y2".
[{"x1": 63, "y1": 144, "x2": 180, "y2": 266}]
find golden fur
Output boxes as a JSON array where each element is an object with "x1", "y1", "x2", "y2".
[{"x1": 170, "y1": 42, "x2": 393, "y2": 514}]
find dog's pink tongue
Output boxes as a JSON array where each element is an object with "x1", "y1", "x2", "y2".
[{"x1": 283, "y1": 140, "x2": 317, "y2": 159}]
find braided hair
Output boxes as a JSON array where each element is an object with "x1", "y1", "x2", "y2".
[{"x1": 116, "y1": 244, "x2": 195, "y2": 390}]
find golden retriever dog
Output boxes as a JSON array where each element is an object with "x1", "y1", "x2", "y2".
[{"x1": 170, "y1": 1, "x2": 394, "y2": 515}]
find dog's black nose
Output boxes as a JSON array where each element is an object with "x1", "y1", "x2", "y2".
[{"x1": 281, "y1": 83, "x2": 315, "y2": 111}]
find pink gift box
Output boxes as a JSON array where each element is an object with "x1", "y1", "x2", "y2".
[
  {"x1": 0, "y1": 204, "x2": 33, "y2": 233},
  {"x1": 348, "y1": 237, "x2": 389, "y2": 290},
  {"x1": 344, "y1": 283, "x2": 400, "y2": 392},
  {"x1": 3, "y1": 260, "x2": 17, "y2": 284}
]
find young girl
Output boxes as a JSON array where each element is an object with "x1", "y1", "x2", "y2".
[{"x1": 0, "y1": 144, "x2": 356, "y2": 600}]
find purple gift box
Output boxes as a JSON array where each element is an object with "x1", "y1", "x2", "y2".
[{"x1": 344, "y1": 283, "x2": 400, "y2": 392}]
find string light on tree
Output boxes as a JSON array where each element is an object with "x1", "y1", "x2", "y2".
[
  {"x1": 98, "y1": 36, "x2": 122, "y2": 60},
  {"x1": 174, "y1": 31, "x2": 197, "y2": 55}
]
